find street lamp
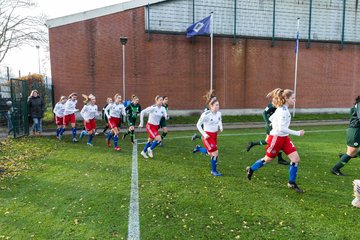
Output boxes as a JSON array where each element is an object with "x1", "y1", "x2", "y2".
[
  {"x1": 36, "y1": 45, "x2": 40, "y2": 74},
  {"x1": 120, "y1": 36, "x2": 128, "y2": 101}
]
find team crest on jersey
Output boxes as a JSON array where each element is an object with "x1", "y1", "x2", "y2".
[{"x1": 210, "y1": 144, "x2": 214, "y2": 147}]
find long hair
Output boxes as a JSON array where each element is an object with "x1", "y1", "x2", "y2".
[
  {"x1": 131, "y1": 94, "x2": 139, "y2": 102},
  {"x1": 114, "y1": 93, "x2": 122, "y2": 102},
  {"x1": 154, "y1": 95, "x2": 163, "y2": 103},
  {"x1": 355, "y1": 96, "x2": 360, "y2": 105},
  {"x1": 203, "y1": 90, "x2": 218, "y2": 109},
  {"x1": 58, "y1": 96, "x2": 67, "y2": 102},
  {"x1": 266, "y1": 88, "x2": 293, "y2": 108},
  {"x1": 82, "y1": 94, "x2": 95, "y2": 104},
  {"x1": 68, "y1": 92, "x2": 77, "y2": 99}
]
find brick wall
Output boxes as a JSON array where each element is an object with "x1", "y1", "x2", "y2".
[{"x1": 49, "y1": 7, "x2": 360, "y2": 111}]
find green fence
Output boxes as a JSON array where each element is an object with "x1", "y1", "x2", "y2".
[{"x1": 0, "y1": 79, "x2": 54, "y2": 138}]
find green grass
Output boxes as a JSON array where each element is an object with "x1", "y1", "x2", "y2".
[
  {"x1": 0, "y1": 137, "x2": 133, "y2": 239},
  {"x1": 1, "y1": 125, "x2": 360, "y2": 239}
]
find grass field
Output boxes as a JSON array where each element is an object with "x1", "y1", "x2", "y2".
[
  {"x1": 41, "y1": 112, "x2": 349, "y2": 130},
  {"x1": 1, "y1": 125, "x2": 360, "y2": 239}
]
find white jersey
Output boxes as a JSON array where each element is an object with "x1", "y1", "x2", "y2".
[
  {"x1": 80, "y1": 104, "x2": 98, "y2": 121},
  {"x1": 53, "y1": 102, "x2": 65, "y2": 117},
  {"x1": 197, "y1": 110, "x2": 223, "y2": 136},
  {"x1": 140, "y1": 105, "x2": 168, "y2": 126},
  {"x1": 105, "y1": 102, "x2": 125, "y2": 118},
  {"x1": 269, "y1": 105, "x2": 300, "y2": 136},
  {"x1": 64, "y1": 99, "x2": 78, "y2": 115}
]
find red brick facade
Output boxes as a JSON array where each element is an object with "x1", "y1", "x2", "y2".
[{"x1": 49, "y1": 7, "x2": 360, "y2": 110}]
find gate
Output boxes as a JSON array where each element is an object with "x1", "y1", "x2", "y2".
[{"x1": 10, "y1": 79, "x2": 29, "y2": 138}]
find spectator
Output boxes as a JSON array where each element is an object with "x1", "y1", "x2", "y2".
[{"x1": 27, "y1": 90, "x2": 44, "y2": 135}]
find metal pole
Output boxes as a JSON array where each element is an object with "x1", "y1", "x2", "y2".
[
  {"x1": 192, "y1": 0, "x2": 195, "y2": 23},
  {"x1": 122, "y1": 44, "x2": 126, "y2": 100},
  {"x1": 233, "y1": 0, "x2": 237, "y2": 45},
  {"x1": 272, "y1": 0, "x2": 276, "y2": 47},
  {"x1": 36, "y1": 45, "x2": 40, "y2": 74},
  {"x1": 341, "y1": 0, "x2": 346, "y2": 49},
  {"x1": 147, "y1": 4, "x2": 151, "y2": 41},
  {"x1": 210, "y1": 13, "x2": 214, "y2": 91},
  {"x1": 307, "y1": 0, "x2": 312, "y2": 48},
  {"x1": 7, "y1": 67, "x2": 10, "y2": 81},
  {"x1": 293, "y1": 18, "x2": 300, "y2": 117}
]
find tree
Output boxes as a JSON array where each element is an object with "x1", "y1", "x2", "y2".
[{"x1": 0, "y1": 0, "x2": 47, "y2": 64}]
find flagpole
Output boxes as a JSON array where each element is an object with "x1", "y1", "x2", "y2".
[
  {"x1": 293, "y1": 17, "x2": 300, "y2": 117},
  {"x1": 210, "y1": 12, "x2": 214, "y2": 91}
]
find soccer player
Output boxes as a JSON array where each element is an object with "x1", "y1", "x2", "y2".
[
  {"x1": 79, "y1": 94, "x2": 99, "y2": 146},
  {"x1": 139, "y1": 95, "x2": 168, "y2": 159},
  {"x1": 123, "y1": 94, "x2": 141, "y2": 144},
  {"x1": 105, "y1": 94, "x2": 126, "y2": 151},
  {"x1": 102, "y1": 97, "x2": 113, "y2": 135},
  {"x1": 246, "y1": 100, "x2": 290, "y2": 165},
  {"x1": 53, "y1": 96, "x2": 67, "y2": 139},
  {"x1": 59, "y1": 92, "x2": 79, "y2": 142},
  {"x1": 195, "y1": 93, "x2": 223, "y2": 176},
  {"x1": 331, "y1": 96, "x2": 360, "y2": 176},
  {"x1": 246, "y1": 88, "x2": 305, "y2": 193},
  {"x1": 159, "y1": 96, "x2": 170, "y2": 146},
  {"x1": 191, "y1": 90, "x2": 216, "y2": 141}
]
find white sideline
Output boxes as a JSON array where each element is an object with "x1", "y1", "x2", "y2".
[
  {"x1": 136, "y1": 129, "x2": 345, "y2": 144},
  {"x1": 128, "y1": 140, "x2": 140, "y2": 240}
]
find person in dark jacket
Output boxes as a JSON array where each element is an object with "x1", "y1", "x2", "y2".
[{"x1": 27, "y1": 90, "x2": 44, "y2": 135}]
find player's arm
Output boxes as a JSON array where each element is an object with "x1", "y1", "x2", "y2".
[
  {"x1": 80, "y1": 106, "x2": 89, "y2": 121},
  {"x1": 262, "y1": 106, "x2": 271, "y2": 124},
  {"x1": 139, "y1": 106, "x2": 153, "y2": 127},
  {"x1": 218, "y1": 113, "x2": 223, "y2": 132},
  {"x1": 104, "y1": 104, "x2": 112, "y2": 119},
  {"x1": 196, "y1": 113, "x2": 208, "y2": 138},
  {"x1": 356, "y1": 104, "x2": 360, "y2": 120},
  {"x1": 278, "y1": 110, "x2": 301, "y2": 136}
]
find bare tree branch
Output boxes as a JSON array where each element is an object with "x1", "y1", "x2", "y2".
[{"x1": 0, "y1": 0, "x2": 47, "y2": 64}]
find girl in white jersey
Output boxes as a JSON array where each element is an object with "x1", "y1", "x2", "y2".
[
  {"x1": 196, "y1": 95, "x2": 223, "y2": 176},
  {"x1": 246, "y1": 88, "x2": 305, "y2": 193},
  {"x1": 53, "y1": 96, "x2": 67, "y2": 139},
  {"x1": 79, "y1": 94, "x2": 99, "y2": 146},
  {"x1": 139, "y1": 95, "x2": 168, "y2": 159},
  {"x1": 59, "y1": 92, "x2": 79, "y2": 142},
  {"x1": 105, "y1": 94, "x2": 125, "y2": 151}
]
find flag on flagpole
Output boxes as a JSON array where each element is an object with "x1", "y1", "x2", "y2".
[{"x1": 186, "y1": 15, "x2": 211, "y2": 38}]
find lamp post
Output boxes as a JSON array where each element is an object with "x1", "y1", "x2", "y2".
[
  {"x1": 36, "y1": 45, "x2": 40, "y2": 74},
  {"x1": 120, "y1": 36, "x2": 128, "y2": 100}
]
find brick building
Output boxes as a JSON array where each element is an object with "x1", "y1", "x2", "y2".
[{"x1": 47, "y1": 0, "x2": 360, "y2": 114}]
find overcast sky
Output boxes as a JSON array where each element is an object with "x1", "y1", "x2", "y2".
[{"x1": 1, "y1": 0, "x2": 129, "y2": 79}]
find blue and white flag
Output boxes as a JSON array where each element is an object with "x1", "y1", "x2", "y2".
[{"x1": 186, "y1": 15, "x2": 211, "y2": 38}]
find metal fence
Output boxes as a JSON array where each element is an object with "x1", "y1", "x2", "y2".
[{"x1": 0, "y1": 78, "x2": 54, "y2": 138}]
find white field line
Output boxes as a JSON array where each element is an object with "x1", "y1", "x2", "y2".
[
  {"x1": 136, "y1": 129, "x2": 345, "y2": 144},
  {"x1": 128, "y1": 140, "x2": 140, "y2": 240}
]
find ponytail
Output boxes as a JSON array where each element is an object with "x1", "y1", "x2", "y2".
[
  {"x1": 203, "y1": 90, "x2": 217, "y2": 109},
  {"x1": 59, "y1": 96, "x2": 67, "y2": 102},
  {"x1": 154, "y1": 95, "x2": 163, "y2": 103},
  {"x1": 68, "y1": 92, "x2": 77, "y2": 99},
  {"x1": 82, "y1": 94, "x2": 95, "y2": 104},
  {"x1": 131, "y1": 94, "x2": 139, "y2": 102},
  {"x1": 267, "y1": 88, "x2": 293, "y2": 108},
  {"x1": 355, "y1": 96, "x2": 360, "y2": 105}
]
